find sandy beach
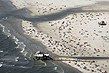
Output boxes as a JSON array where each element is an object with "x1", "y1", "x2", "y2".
[
  {"x1": 21, "y1": 11, "x2": 109, "y2": 73},
  {"x1": 2, "y1": 0, "x2": 109, "y2": 73},
  {"x1": 0, "y1": 0, "x2": 83, "y2": 73}
]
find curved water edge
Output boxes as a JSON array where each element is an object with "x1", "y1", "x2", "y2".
[
  {"x1": 0, "y1": 19, "x2": 82, "y2": 73},
  {"x1": 0, "y1": 24, "x2": 28, "y2": 56},
  {"x1": 0, "y1": 0, "x2": 83, "y2": 72},
  {"x1": 0, "y1": 23, "x2": 66, "y2": 73}
]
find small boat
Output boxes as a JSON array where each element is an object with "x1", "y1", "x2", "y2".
[{"x1": 98, "y1": 21, "x2": 107, "y2": 25}]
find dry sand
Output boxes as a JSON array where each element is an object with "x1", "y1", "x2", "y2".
[
  {"x1": 21, "y1": 12, "x2": 109, "y2": 73},
  {"x1": 10, "y1": 0, "x2": 109, "y2": 73}
]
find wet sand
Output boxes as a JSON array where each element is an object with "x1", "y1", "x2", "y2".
[
  {"x1": 19, "y1": 1, "x2": 109, "y2": 73},
  {"x1": 1, "y1": 0, "x2": 109, "y2": 73},
  {"x1": 0, "y1": 0, "x2": 82, "y2": 73}
]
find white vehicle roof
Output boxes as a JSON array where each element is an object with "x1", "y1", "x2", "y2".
[
  {"x1": 44, "y1": 54, "x2": 49, "y2": 56},
  {"x1": 35, "y1": 54, "x2": 43, "y2": 57}
]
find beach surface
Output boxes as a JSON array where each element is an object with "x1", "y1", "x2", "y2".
[
  {"x1": 1, "y1": 0, "x2": 109, "y2": 73},
  {"x1": 0, "y1": 0, "x2": 83, "y2": 73}
]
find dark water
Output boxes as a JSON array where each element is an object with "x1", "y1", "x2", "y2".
[
  {"x1": 0, "y1": 0, "x2": 83, "y2": 73},
  {"x1": 0, "y1": 25, "x2": 64, "y2": 73}
]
